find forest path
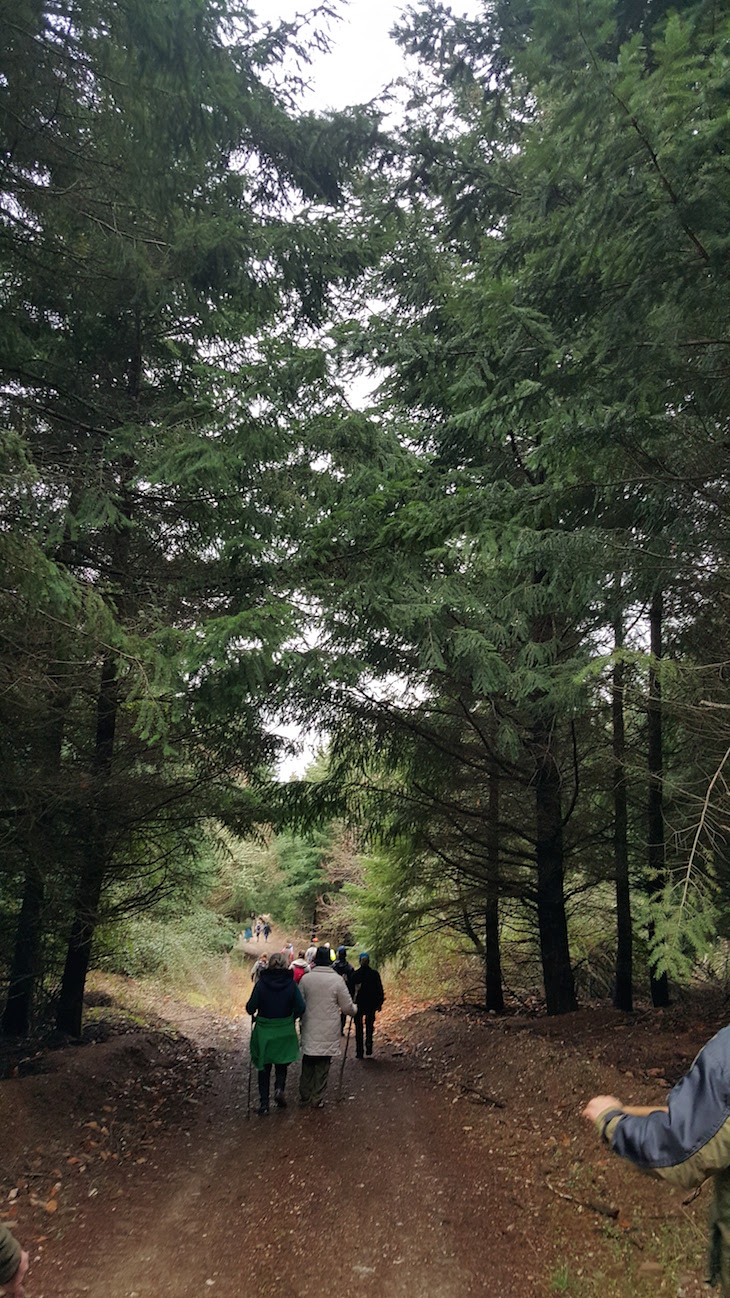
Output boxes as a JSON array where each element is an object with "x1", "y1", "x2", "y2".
[
  {"x1": 30, "y1": 1020, "x2": 520, "y2": 1298},
  {"x1": 25, "y1": 964, "x2": 528, "y2": 1297},
  {"x1": 15, "y1": 939, "x2": 716, "y2": 1298}
]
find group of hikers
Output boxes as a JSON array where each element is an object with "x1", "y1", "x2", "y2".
[
  {"x1": 7, "y1": 977, "x2": 730, "y2": 1293},
  {"x1": 246, "y1": 942, "x2": 384, "y2": 1114}
]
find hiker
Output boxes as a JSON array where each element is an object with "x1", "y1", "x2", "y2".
[
  {"x1": 583, "y1": 1024, "x2": 730, "y2": 1294},
  {"x1": 352, "y1": 952, "x2": 385, "y2": 1059},
  {"x1": 282, "y1": 941, "x2": 294, "y2": 964},
  {"x1": 246, "y1": 951, "x2": 305, "y2": 1115},
  {"x1": 255, "y1": 920, "x2": 261, "y2": 942},
  {"x1": 251, "y1": 952, "x2": 268, "y2": 982},
  {"x1": 291, "y1": 951, "x2": 309, "y2": 984},
  {"x1": 333, "y1": 945, "x2": 354, "y2": 986},
  {"x1": 298, "y1": 946, "x2": 357, "y2": 1108},
  {"x1": 304, "y1": 945, "x2": 317, "y2": 968},
  {"x1": 263, "y1": 921, "x2": 271, "y2": 942},
  {"x1": 0, "y1": 1224, "x2": 28, "y2": 1296},
  {"x1": 333, "y1": 945, "x2": 355, "y2": 1035}
]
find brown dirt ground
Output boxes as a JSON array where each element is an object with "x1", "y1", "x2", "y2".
[{"x1": 1, "y1": 945, "x2": 725, "y2": 1298}]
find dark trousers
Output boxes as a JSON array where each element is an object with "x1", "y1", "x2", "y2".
[
  {"x1": 299, "y1": 1055, "x2": 331, "y2": 1104},
  {"x1": 355, "y1": 1011, "x2": 375, "y2": 1057},
  {"x1": 258, "y1": 1062, "x2": 288, "y2": 1108}
]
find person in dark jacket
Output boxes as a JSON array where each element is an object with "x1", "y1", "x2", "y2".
[
  {"x1": 351, "y1": 952, "x2": 384, "y2": 1059},
  {"x1": 246, "y1": 951, "x2": 305, "y2": 1114},
  {"x1": 0, "y1": 1224, "x2": 28, "y2": 1295},
  {"x1": 583, "y1": 1024, "x2": 730, "y2": 1294},
  {"x1": 333, "y1": 945, "x2": 355, "y2": 1035}
]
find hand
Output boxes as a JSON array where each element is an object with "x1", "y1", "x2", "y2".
[
  {"x1": 6, "y1": 1250, "x2": 29, "y2": 1296},
  {"x1": 582, "y1": 1095, "x2": 623, "y2": 1123}
]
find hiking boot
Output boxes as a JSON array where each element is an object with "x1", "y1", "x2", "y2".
[
  {"x1": 274, "y1": 1089, "x2": 287, "y2": 1109},
  {"x1": 257, "y1": 1105, "x2": 269, "y2": 1116}
]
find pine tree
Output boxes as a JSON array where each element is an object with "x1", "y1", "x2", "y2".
[{"x1": 0, "y1": 0, "x2": 380, "y2": 1034}]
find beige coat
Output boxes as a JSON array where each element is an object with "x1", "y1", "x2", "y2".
[{"x1": 299, "y1": 965, "x2": 357, "y2": 1055}]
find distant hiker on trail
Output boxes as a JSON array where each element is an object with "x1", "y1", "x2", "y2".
[
  {"x1": 255, "y1": 921, "x2": 261, "y2": 942},
  {"x1": 298, "y1": 946, "x2": 357, "y2": 1108},
  {"x1": 263, "y1": 921, "x2": 271, "y2": 942},
  {"x1": 333, "y1": 945, "x2": 355, "y2": 1035},
  {"x1": 583, "y1": 1024, "x2": 730, "y2": 1295},
  {"x1": 352, "y1": 953, "x2": 385, "y2": 1059},
  {"x1": 251, "y1": 952, "x2": 268, "y2": 982},
  {"x1": 246, "y1": 951, "x2": 305, "y2": 1115},
  {"x1": 305, "y1": 945, "x2": 317, "y2": 968},
  {"x1": 283, "y1": 941, "x2": 294, "y2": 964},
  {"x1": 0, "y1": 1223, "x2": 28, "y2": 1296},
  {"x1": 291, "y1": 952, "x2": 309, "y2": 984}
]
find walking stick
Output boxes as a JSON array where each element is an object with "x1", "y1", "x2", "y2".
[
  {"x1": 337, "y1": 994, "x2": 357, "y2": 1102},
  {"x1": 246, "y1": 1013, "x2": 256, "y2": 1120}
]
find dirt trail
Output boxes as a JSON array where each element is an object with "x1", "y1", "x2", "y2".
[
  {"x1": 5, "y1": 939, "x2": 719, "y2": 1298},
  {"x1": 29, "y1": 1014, "x2": 520, "y2": 1298}
]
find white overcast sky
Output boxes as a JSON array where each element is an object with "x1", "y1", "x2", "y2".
[{"x1": 259, "y1": 0, "x2": 484, "y2": 112}]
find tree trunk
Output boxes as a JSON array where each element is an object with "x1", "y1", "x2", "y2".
[
  {"x1": 530, "y1": 580, "x2": 577, "y2": 1016},
  {"x1": 2, "y1": 689, "x2": 69, "y2": 1035},
  {"x1": 56, "y1": 386, "x2": 136, "y2": 1036},
  {"x1": 56, "y1": 655, "x2": 119, "y2": 1036},
  {"x1": 485, "y1": 760, "x2": 504, "y2": 1013},
  {"x1": 612, "y1": 612, "x2": 633, "y2": 1011},
  {"x1": 534, "y1": 718, "x2": 578, "y2": 1014},
  {"x1": 2, "y1": 868, "x2": 45, "y2": 1036},
  {"x1": 647, "y1": 591, "x2": 669, "y2": 1007}
]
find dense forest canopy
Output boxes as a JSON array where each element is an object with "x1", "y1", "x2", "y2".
[{"x1": 2, "y1": 0, "x2": 729, "y2": 1030}]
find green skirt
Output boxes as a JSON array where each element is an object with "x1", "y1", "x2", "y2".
[{"x1": 250, "y1": 1014, "x2": 300, "y2": 1069}]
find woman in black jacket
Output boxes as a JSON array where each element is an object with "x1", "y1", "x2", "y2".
[{"x1": 246, "y1": 951, "x2": 305, "y2": 1114}]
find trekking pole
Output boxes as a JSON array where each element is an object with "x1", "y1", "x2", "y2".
[
  {"x1": 246, "y1": 1013, "x2": 256, "y2": 1120},
  {"x1": 337, "y1": 994, "x2": 357, "y2": 1102}
]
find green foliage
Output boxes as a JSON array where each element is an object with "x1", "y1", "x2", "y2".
[
  {"x1": 215, "y1": 838, "x2": 283, "y2": 925},
  {"x1": 0, "y1": 0, "x2": 382, "y2": 1032},
  {"x1": 277, "y1": 0, "x2": 730, "y2": 1011},
  {"x1": 274, "y1": 830, "x2": 331, "y2": 930},
  {"x1": 639, "y1": 876, "x2": 719, "y2": 983},
  {"x1": 5, "y1": 0, "x2": 730, "y2": 1024},
  {"x1": 94, "y1": 909, "x2": 238, "y2": 982}
]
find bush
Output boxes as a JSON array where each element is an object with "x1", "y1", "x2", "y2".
[{"x1": 93, "y1": 908, "x2": 238, "y2": 983}]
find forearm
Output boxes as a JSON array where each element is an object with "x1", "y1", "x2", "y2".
[{"x1": 583, "y1": 1096, "x2": 667, "y2": 1147}]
